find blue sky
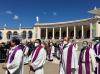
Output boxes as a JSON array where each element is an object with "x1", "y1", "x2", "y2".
[{"x1": 0, "y1": 0, "x2": 100, "y2": 28}]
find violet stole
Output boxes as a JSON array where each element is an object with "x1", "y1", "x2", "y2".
[
  {"x1": 32, "y1": 45, "x2": 42, "y2": 62},
  {"x1": 78, "y1": 49, "x2": 82, "y2": 74},
  {"x1": 78, "y1": 47, "x2": 90, "y2": 74},
  {"x1": 8, "y1": 46, "x2": 21, "y2": 63},
  {"x1": 66, "y1": 44, "x2": 73, "y2": 74}
]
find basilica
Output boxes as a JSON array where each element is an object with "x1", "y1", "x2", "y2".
[{"x1": 0, "y1": 7, "x2": 100, "y2": 42}]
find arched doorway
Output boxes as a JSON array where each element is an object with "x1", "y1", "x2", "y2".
[
  {"x1": 7, "y1": 31, "x2": 12, "y2": 39},
  {"x1": 13, "y1": 31, "x2": 18, "y2": 36},
  {"x1": 22, "y1": 31, "x2": 26, "y2": 39},
  {"x1": 28, "y1": 31, "x2": 32, "y2": 39}
]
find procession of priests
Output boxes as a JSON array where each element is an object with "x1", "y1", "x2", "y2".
[{"x1": 1, "y1": 36, "x2": 100, "y2": 74}]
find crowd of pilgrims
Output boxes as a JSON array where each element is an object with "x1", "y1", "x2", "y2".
[{"x1": 0, "y1": 36, "x2": 100, "y2": 74}]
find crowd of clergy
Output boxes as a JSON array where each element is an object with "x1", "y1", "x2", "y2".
[{"x1": 0, "y1": 36, "x2": 100, "y2": 74}]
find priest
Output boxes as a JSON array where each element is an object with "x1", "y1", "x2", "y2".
[
  {"x1": 59, "y1": 37, "x2": 78, "y2": 74},
  {"x1": 28, "y1": 39, "x2": 46, "y2": 74},
  {"x1": 78, "y1": 41, "x2": 96, "y2": 74},
  {"x1": 94, "y1": 39, "x2": 100, "y2": 74},
  {"x1": 2, "y1": 37, "x2": 23, "y2": 74}
]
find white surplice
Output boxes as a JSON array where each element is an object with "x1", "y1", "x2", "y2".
[
  {"x1": 23, "y1": 46, "x2": 29, "y2": 64},
  {"x1": 95, "y1": 43, "x2": 100, "y2": 74},
  {"x1": 60, "y1": 43, "x2": 78, "y2": 74},
  {"x1": 29, "y1": 48, "x2": 46, "y2": 74},
  {"x1": 6, "y1": 45, "x2": 23, "y2": 74},
  {"x1": 80, "y1": 48, "x2": 96, "y2": 74}
]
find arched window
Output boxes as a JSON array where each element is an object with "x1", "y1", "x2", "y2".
[
  {"x1": 7, "y1": 31, "x2": 12, "y2": 39},
  {"x1": 0, "y1": 31, "x2": 3, "y2": 40},
  {"x1": 13, "y1": 31, "x2": 18, "y2": 36},
  {"x1": 28, "y1": 31, "x2": 32, "y2": 39},
  {"x1": 22, "y1": 31, "x2": 26, "y2": 39}
]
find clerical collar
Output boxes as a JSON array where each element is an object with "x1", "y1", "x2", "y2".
[
  {"x1": 63, "y1": 42, "x2": 71, "y2": 49},
  {"x1": 11, "y1": 45, "x2": 18, "y2": 50},
  {"x1": 66, "y1": 42, "x2": 71, "y2": 46},
  {"x1": 81, "y1": 46, "x2": 88, "y2": 51}
]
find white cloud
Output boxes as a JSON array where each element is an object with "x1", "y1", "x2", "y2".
[
  {"x1": 13, "y1": 15, "x2": 19, "y2": 20},
  {"x1": 6, "y1": 10, "x2": 13, "y2": 15},
  {"x1": 53, "y1": 12, "x2": 57, "y2": 16}
]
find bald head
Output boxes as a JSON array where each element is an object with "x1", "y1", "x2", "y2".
[
  {"x1": 63, "y1": 37, "x2": 70, "y2": 42},
  {"x1": 63, "y1": 37, "x2": 70, "y2": 45}
]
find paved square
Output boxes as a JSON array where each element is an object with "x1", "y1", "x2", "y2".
[{"x1": 0, "y1": 61, "x2": 59, "y2": 74}]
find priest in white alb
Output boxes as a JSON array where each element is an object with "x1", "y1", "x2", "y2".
[
  {"x1": 94, "y1": 39, "x2": 100, "y2": 74},
  {"x1": 2, "y1": 37, "x2": 23, "y2": 74},
  {"x1": 60, "y1": 37, "x2": 78, "y2": 74},
  {"x1": 28, "y1": 39, "x2": 46, "y2": 74},
  {"x1": 78, "y1": 41, "x2": 96, "y2": 74}
]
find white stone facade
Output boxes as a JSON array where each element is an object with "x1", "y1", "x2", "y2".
[{"x1": 0, "y1": 8, "x2": 100, "y2": 42}]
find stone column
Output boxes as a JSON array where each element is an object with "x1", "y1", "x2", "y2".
[
  {"x1": 36, "y1": 27, "x2": 41, "y2": 39},
  {"x1": 96, "y1": 21, "x2": 100, "y2": 37},
  {"x1": 3, "y1": 24, "x2": 7, "y2": 42},
  {"x1": 39, "y1": 28, "x2": 41, "y2": 39},
  {"x1": 45, "y1": 28, "x2": 48, "y2": 40},
  {"x1": 3, "y1": 29, "x2": 7, "y2": 42},
  {"x1": 82, "y1": 25, "x2": 84, "y2": 39},
  {"x1": 90, "y1": 23, "x2": 92, "y2": 39},
  {"x1": 52, "y1": 27, "x2": 55, "y2": 39},
  {"x1": 32, "y1": 27, "x2": 36, "y2": 40},
  {"x1": 66, "y1": 26, "x2": 69, "y2": 37},
  {"x1": 35, "y1": 28, "x2": 37, "y2": 39},
  {"x1": 74, "y1": 25, "x2": 76, "y2": 39},
  {"x1": 59, "y1": 27, "x2": 61, "y2": 39}
]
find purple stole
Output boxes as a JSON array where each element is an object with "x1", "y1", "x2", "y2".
[
  {"x1": 8, "y1": 46, "x2": 21, "y2": 63},
  {"x1": 66, "y1": 44, "x2": 73, "y2": 74},
  {"x1": 32, "y1": 45, "x2": 42, "y2": 62},
  {"x1": 78, "y1": 47, "x2": 90, "y2": 74}
]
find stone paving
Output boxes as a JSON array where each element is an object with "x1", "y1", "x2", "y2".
[
  {"x1": 0, "y1": 51, "x2": 80, "y2": 74},
  {"x1": 0, "y1": 58, "x2": 59, "y2": 74}
]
